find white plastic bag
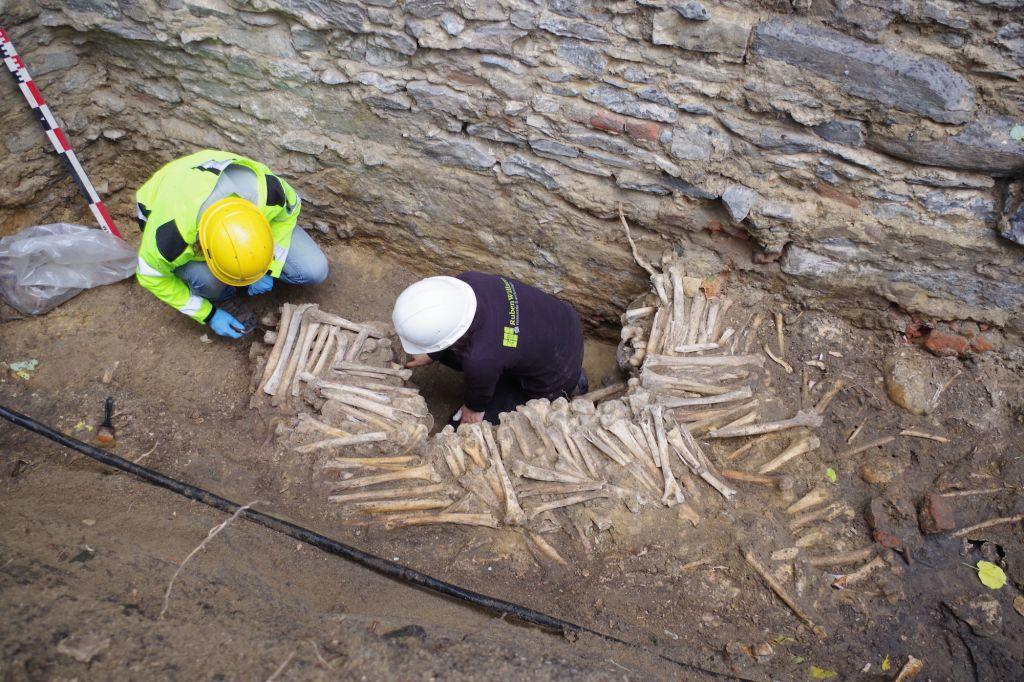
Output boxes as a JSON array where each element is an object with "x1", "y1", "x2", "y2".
[{"x1": 0, "y1": 223, "x2": 137, "y2": 315}]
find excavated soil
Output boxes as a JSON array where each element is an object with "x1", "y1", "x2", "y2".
[{"x1": 2, "y1": 240, "x2": 1023, "y2": 680}]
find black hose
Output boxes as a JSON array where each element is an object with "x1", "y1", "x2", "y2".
[{"x1": 0, "y1": 404, "x2": 743, "y2": 680}]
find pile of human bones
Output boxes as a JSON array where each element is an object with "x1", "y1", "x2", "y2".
[{"x1": 248, "y1": 253, "x2": 864, "y2": 573}]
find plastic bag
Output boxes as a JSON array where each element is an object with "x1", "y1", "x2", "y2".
[{"x1": 0, "y1": 223, "x2": 137, "y2": 315}]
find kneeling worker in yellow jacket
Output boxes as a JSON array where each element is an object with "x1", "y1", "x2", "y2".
[{"x1": 135, "y1": 149, "x2": 328, "y2": 338}]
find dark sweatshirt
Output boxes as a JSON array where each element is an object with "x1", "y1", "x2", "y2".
[{"x1": 429, "y1": 272, "x2": 584, "y2": 412}]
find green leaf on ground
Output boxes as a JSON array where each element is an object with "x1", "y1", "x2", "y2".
[
  {"x1": 810, "y1": 666, "x2": 837, "y2": 679},
  {"x1": 977, "y1": 561, "x2": 1007, "y2": 589},
  {"x1": 825, "y1": 468, "x2": 837, "y2": 483},
  {"x1": 1011, "y1": 124, "x2": 1024, "y2": 141}
]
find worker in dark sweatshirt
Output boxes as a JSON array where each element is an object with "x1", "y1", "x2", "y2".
[{"x1": 392, "y1": 272, "x2": 586, "y2": 426}]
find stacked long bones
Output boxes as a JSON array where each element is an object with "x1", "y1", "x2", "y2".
[{"x1": 251, "y1": 259, "x2": 856, "y2": 569}]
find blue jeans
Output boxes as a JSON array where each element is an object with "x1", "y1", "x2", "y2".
[{"x1": 176, "y1": 228, "x2": 328, "y2": 302}]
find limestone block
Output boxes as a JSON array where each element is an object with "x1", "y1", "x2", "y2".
[{"x1": 751, "y1": 18, "x2": 974, "y2": 124}]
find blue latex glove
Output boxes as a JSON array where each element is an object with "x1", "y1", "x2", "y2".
[
  {"x1": 209, "y1": 308, "x2": 246, "y2": 339},
  {"x1": 247, "y1": 274, "x2": 274, "y2": 296}
]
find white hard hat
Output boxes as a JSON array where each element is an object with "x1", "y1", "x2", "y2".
[{"x1": 392, "y1": 276, "x2": 477, "y2": 354}]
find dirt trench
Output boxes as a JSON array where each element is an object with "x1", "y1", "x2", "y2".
[{"x1": 1, "y1": 239, "x2": 1023, "y2": 680}]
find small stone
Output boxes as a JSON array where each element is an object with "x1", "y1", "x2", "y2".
[
  {"x1": 1013, "y1": 595, "x2": 1024, "y2": 617},
  {"x1": 500, "y1": 155, "x2": 559, "y2": 190},
  {"x1": 883, "y1": 348, "x2": 945, "y2": 416},
  {"x1": 970, "y1": 334, "x2": 997, "y2": 353},
  {"x1": 859, "y1": 457, "x2": 905, "y2": 484},
  {"x1": 529, "y1": 138, "x2": 579, "y2": 158},
  {"x1": 422, "y1": 139, "x2": 495, "y2": 170},
  {"x1": 946, "y1": 595, "x2": 1002, "y2": 637},
  {"x1": 653, "y1": 10, "x2": 751, "y2": 60},
  {"x1": 866, "y1": 495, "x2": 919, "y2": 552},
  {"x1": 57, "y1": 633, "x2": 111, "y2": 663},
  {"x1": 751, "y1": 18, "x2": 975, "y2": 124},
  {"x1": 721, "y1": 185, "x2": 758, "y2": 223},
  {"x1": 922, "y1": 329, "x2": 969, "y2": 357},
  {"x1": 811, "y1": 119, "x2": 864, "y2": 147},
  {"x1": 538, "y1": 17, "x2": 608, "y2": 42},
  {"x1": 673, "y1": 1, "x2": 710, "y2": 21},
  {"x1": 82, "y1": 518, "x2": 96, "y2": 526},
  {"x1": 918, "y1": 491, "x2": 956, "y2": 534},
  {"x1": 590, "y1": 111, "x2": 625, "y2": 133},
  {"x1": 439, "y1": 12, "x2": 464, "y2": 36},
  {"x1": 625, "y1": 120, "x2": 661, "y2": 142},
  {"x1": 724, "y1": 641, "x2": 754, "y2": 667},
  {"x1": 752, "y1": 642, "x2": 775, "y2": 663},
  {"x1": 556, "y1": 39, "x2": 607, "y2": 75},
  {"x1": 319, "y1": 68, "x2": 348, "y2": 85}
]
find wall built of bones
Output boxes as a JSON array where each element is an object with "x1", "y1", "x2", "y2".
[{"x1": 251, "y1": 252, "x2": 857, "y2": 579}]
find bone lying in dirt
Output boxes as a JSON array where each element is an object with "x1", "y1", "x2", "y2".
[
  {"x1": 742, "y1": 548, "x2": 827, "y2": 639},
  {"x1": 708, "y1": 409, "x2": 823, "y2": 439},
  {"x1": 308, "y1": 309, "x2": 385, "y2": 338},
  {"x1": 334, "y1": 361, "x2": 412, "y2": 381},
  {"x1": 384, "y1": 512, "x2": 499, "y2": 529},
  {"x1": 276, "y1": 306, "x2": 319, "y2": 403},
  {"x1": 322, "y1": 455, "x2": 418, "y2": 470},
  {"x1": 258, "y1": 302, "x2": 294, "y2": 394},
  {"x1": 757, "y1": 433, "x2": 821, "y2": 474},
  {"x1": 836, "y1": 435, "x2": 894, "y2": 458},
  {"x1": 264, "y1": 303, "x2": 311, "y2": 395},
  {"x1": 345, "y1": 328, "x2": 370, "y2": 362},
  {"x1": 490, "y1": 422, "x2": 527, "y2": 525},
  {"x1": 501, "y1": 412, "x2": 536, "y2": 460},
  {"x1": 576, "y1": 382, "x2": 627, "y2": 404},
  {"x1": 659, "y1": 387, "x2": 753, "y2": 409},
  {"x1": 517, "y1": 480, "x2": 607, "y2": 499},
  {"x1": 721, "y1": 469, "x2": 794, "y2": 495},
  {"x1": 645, "y1": 353, "x2": 765, "y2": 369},
  {"x1": 641, "y1": 371, "x2": 738, "y2": 396},
  {"x1": 764, "y1": 344, "x2": 794, "y2": 374},
  {"x1": 319, "y1": 387, "x2": 421, "y2": 423},
  {"x1": 528, "y1": 532, "x2": 568, "y2": 566},
  {"x1": 330, "y1": 464, "x2": 441, "y2": 491},
  {"x1": 651, "y1": 405, "x2": 684, "y2": 506},
  {"x1": 512, "y1": 460, "x2": 592, "y2": 484},
  {"x1": 294, "y1": 431, "x2": 391, "y2": 453},
  {"x1": 301, "y1": 323, "x2": 330, "y2": 377},
  {"x1": 309, "y1": 327, "x2": 337, "y2": 377},
  {"x1": 667, "y1": 424, "x2": 736, "y2": 501},
  {"x1": 786, "y1": 487, "x2": 831, "y2": 514},
  {"x1": 526, "y1": 491, "x2": 611, "y2": 519},
  {"x1": 351, "y1": 498, "x2": 452, "y2": 514},
  {"x1": 327, "y1": 483, "x2": 447, "y2": 504},
  {"x1": 699, "y1": 300, "x2": 719, "y2": 346},
  {"x1": 789, "y1": 503, "x2": 854, "y2": 530}
]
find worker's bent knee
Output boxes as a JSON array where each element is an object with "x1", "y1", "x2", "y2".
[
  {"x1": 280, "y1": 229, "x2": 329, "y2": 286},
  {"x1": 176, "y1": 262, "x2": 236, "y2": 301},
  {"x1": 282, "y1": 251, "x2": 328, "y2": 286}
]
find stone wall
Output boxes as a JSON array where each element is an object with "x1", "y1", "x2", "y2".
[{"x1": 1, "y1": 0, "x2": 1022, "y2": 339}]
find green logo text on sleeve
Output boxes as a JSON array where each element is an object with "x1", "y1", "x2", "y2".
[{"x1": 500, "y1": 277, "x2": 520, "y2": 348}]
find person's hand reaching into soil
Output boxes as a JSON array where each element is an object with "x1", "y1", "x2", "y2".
[
  {"x1": 209, "y1": 308, "x2": 246, "y2": 339},
  {"x1": 405, "y1": 354, "x2": 434, "y2": 369},
  {"x1": 458, "y1": 405, "x2": 484, "y2": 425}
]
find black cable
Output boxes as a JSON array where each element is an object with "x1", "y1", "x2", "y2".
[{"x1": 0, "y1": 403, "x2": 743, "y2": 680}]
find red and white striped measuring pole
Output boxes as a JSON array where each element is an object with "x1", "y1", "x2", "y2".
[{"x1": 0, "y1": 25, "x2": 122, "y2": 238}]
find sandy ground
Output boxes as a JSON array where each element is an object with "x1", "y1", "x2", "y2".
[{"x1": 2, "y1": 239, "x2": 1023, "y2": 680}]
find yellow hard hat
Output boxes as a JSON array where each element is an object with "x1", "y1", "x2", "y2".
[{"x1": 198, "y1": 197, "x2": 273, "y2": 286}]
